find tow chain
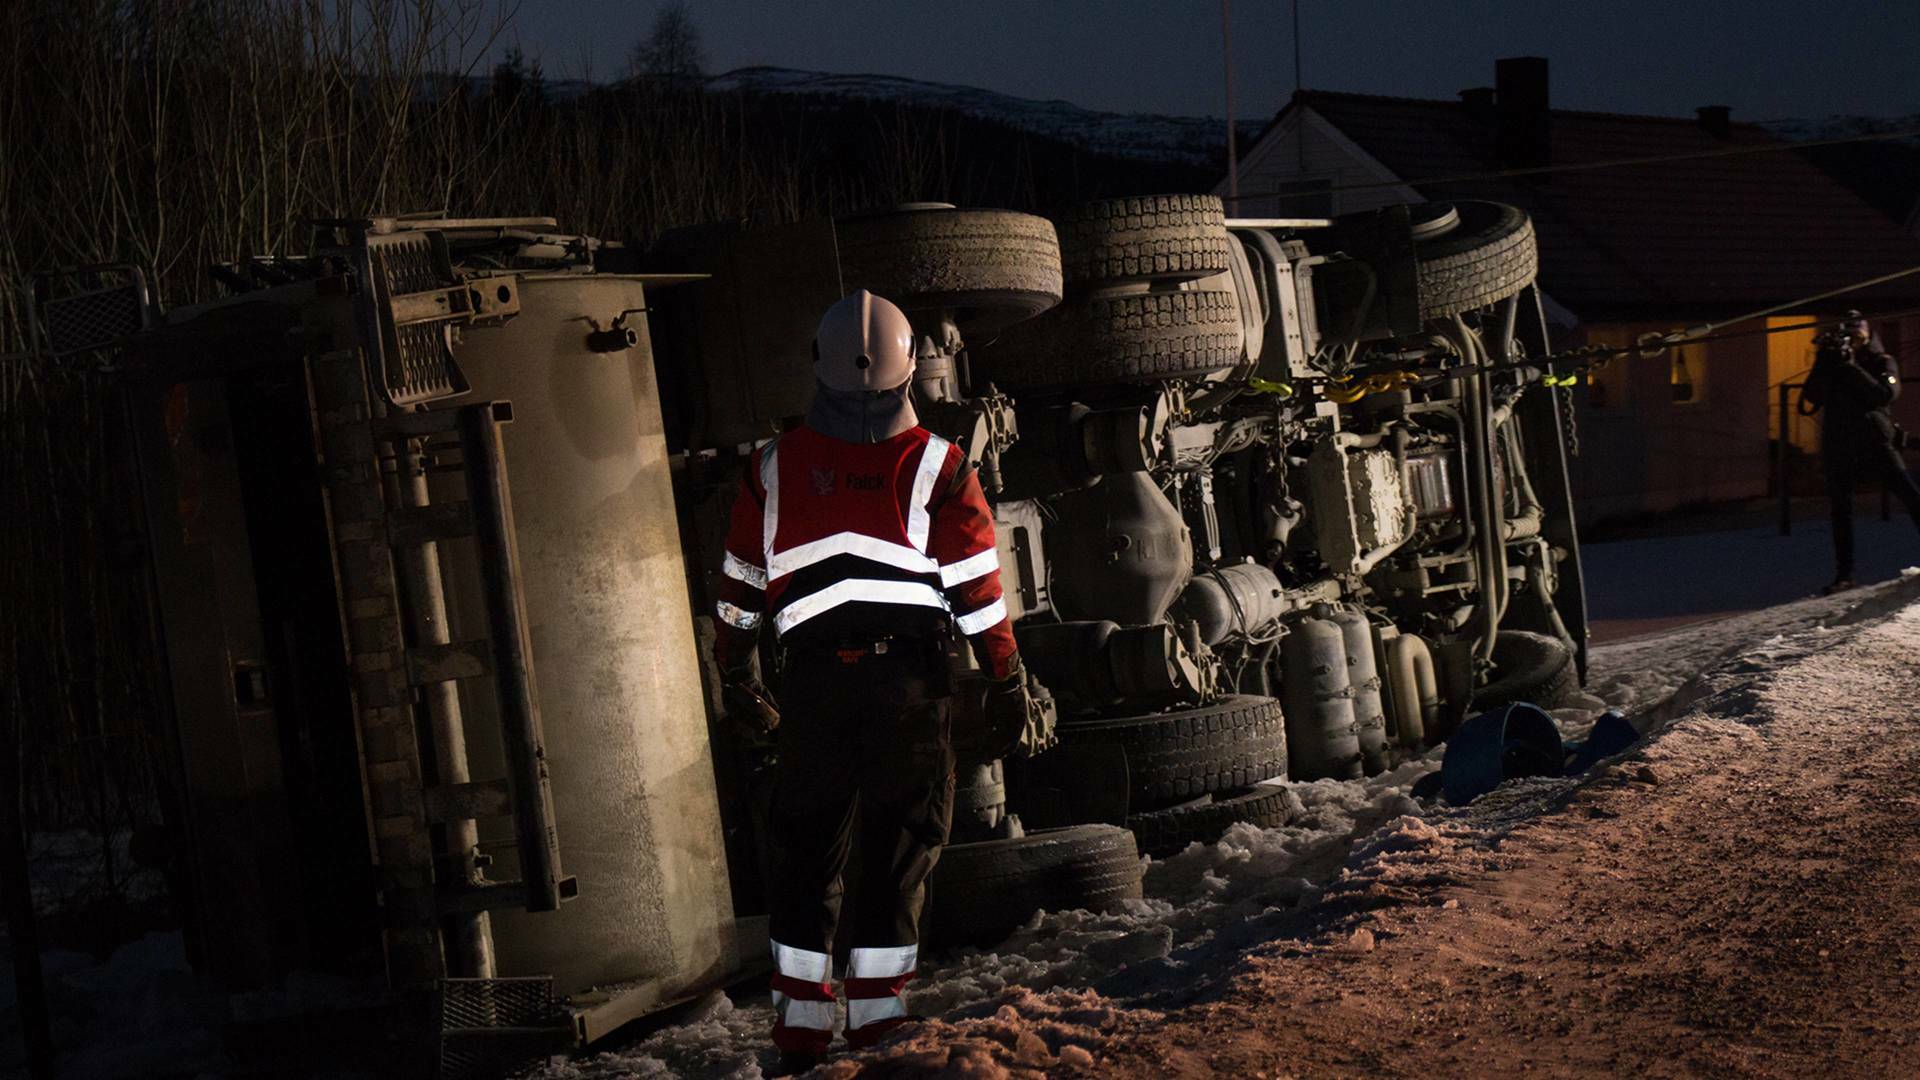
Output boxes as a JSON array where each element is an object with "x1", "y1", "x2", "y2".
[{"x1": 1558, "y1": 374, "x2": 1580, "y2": 458}]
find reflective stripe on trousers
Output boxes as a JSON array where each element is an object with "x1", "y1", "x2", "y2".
[
  {"x1": 844, "y1": 944, "x2": 917, "y2": 1047},
  {"x1": 769, "y1": 940, "x2": 835, "y2": 1054}
]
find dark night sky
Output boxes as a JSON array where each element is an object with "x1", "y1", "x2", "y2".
[{"x1": 504, "y1": 0, "x2": 1920, "y2": 124}]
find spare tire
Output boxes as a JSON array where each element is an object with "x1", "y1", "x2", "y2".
[
  {"x1": 1056, "y1": 694, "x2": 1288, "y2": 810},
  {"x1": 1126, "y1": 783, "x2": 1299, "y2": 857},
  {"x1": 1415, "y1": 201, "x2": 1537, "y2": 322},
  {"x1": 924, "y1": 824, "x2": 1143, "y2": 951},
  {"x1": 1056, "y1": 194, "x2": 1233, "y2": 287},
  {"x1": 833, "y1": 207, "x2": 1063, "y2": 335},
  {"x1": 1473, "y1": 629, "x2": 1577, "y2": 710},
  {"x1": 971, "y1": 287, "x2": 1244, "y2": 391}
]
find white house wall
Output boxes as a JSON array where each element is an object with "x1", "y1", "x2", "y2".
[{"x1": 1219, "y1": 106, "x2": 1421, "y2": 217}]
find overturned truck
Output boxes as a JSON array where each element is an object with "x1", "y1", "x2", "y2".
[
  {"x1": 51, "y1": 193, "x2": 1581, "y2": 1073},
  {"x1": 652, "y1": 195, "x2": 1586, "y2": 929}
]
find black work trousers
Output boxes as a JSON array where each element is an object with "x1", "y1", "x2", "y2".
[
  {"x1": 766, "y1": 643, "x2": 956, "y2": 957},
  {"x1": 1825, "y1": 435, "x2": 1920, "y2": 578}
]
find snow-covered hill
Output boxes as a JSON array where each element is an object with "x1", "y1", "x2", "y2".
[
  {"x1": 1756, "y1": 113, "x2": 1920, "y2": 142},
  {"x1": 707, "y1": 66, "x2": 1262, "y2": 167}
]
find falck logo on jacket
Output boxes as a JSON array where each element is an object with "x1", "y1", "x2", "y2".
[{"x1": 810, "y1": 466, "x2": 837, "y2": 496}]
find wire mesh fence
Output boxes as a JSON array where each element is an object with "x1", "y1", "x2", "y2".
[{"x1": 2, "y1": 349, "x2": 177, "y2": 955}]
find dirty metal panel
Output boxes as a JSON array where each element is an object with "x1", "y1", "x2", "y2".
[
  {"x1": 425, "y1": 779, "x2": 513, "y2": 823},
  {"x1": 129, "y1": 375, "x2": 307, "y2": 989},
  {"x1": 408, "y1": 639, "x2": 493, "y2": 683}
]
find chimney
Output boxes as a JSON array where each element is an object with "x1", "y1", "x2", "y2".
[
  {"x1": 1459, "y1": 86, "x2": 1495, "y2": 127},
  {"x1": 1696, "y1": 104, "x2": 1731, "y2": 139},
  {"x1": 1495, "y1": 56, "x2": 1550, "y2": 171}
]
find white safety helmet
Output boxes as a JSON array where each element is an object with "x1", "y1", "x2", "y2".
[{"x1": 813, "y1": 289, "x2": 916, "y2": 392}]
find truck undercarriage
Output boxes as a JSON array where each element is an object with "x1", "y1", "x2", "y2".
[{"x1": 651, "y1": 194, "x2": 1588, "y2": 936}]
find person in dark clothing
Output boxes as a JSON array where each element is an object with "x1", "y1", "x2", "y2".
[
  {"x1": 1805, "y1": 312, "x2": 1920, "y2": 593},
  {"x1": 710, "y1": 289, "x2": 1037, "y2": 1074}
]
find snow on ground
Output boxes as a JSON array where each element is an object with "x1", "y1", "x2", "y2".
[
  {"x1": 537, "y1": 759, "x2": 1441, "y2": 1080},
  {"x1": 539, "y1": 569, "x2": 1920, "y2": 1079}
]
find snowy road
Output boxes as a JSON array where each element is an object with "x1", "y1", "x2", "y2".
[
  {"x1": 541, "y1": 575, "x2": 1920, "y2": 1079},
  {"x1": 1068, "y1": 574, "x2": 1920, "y2": 1078},
  {"x1": 1582, "y1": 513, "x2": 1920, "y2": 643}
]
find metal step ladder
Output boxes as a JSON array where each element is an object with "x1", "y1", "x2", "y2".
[{"x1": 305, "y1": 226, "x2": 576, "y2": 1077}]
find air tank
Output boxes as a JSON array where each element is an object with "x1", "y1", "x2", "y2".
[
  {"x1": 1279, "y1": 617, "x2": 1362, "y2": 780},
  {"x1": 1175, "y1": 563, "x2": 1289, "y2": 646},
  {"x1": 1327, "y1": 608, "x2": 1390, "y2": 775},
  {"x1": 438, "y1": 275, "x2": 738, "y2": 997}
]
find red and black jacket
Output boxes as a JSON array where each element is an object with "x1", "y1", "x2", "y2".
[{"x1": 712, "y1": 424, "x2": 1018, "y2": 679}]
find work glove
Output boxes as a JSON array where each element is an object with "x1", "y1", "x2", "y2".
[
  {"x1": 720, "y1": 665, "x2": 780, "y2": 743},
  {"x1": 979, "y1": 657, "x2": 1053, "y2": 761}
]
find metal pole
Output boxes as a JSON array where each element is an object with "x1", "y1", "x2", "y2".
[
  {"x1": 1292, "y1": 0, "x2": 1302, "y2": 96},
  {"x1": 385, "y1": 430, "x2": 494, "y2": 979},
  {"x1": 1777, "y1": 383, "x2": 1792, "y2": 536},
  {"x1": 1221, "y1": 0, "x2": 1238, "y2": 205},
  {"x1": 1292, "y1": 0, "x2": 1305, "y2": 172}
]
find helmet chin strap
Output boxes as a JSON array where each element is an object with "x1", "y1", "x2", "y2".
[{"x1": 805, "y1": 381, "x2": 918, "y2": 443}]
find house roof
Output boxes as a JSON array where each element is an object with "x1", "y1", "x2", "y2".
[{"x1": 1270, "y1": 90, "x2": 1920, "y2": 321}]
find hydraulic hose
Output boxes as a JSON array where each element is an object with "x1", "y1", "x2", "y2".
[
  {"x1": 1479, "y1": 330, "x2": 1514, "y2": 628},
  {"x1": 1454, "y1": 316, "x2": 1507, "y2": 663},
  {"x1": 1499, "y1": 420, "x2": 1545, "y2": 542}
]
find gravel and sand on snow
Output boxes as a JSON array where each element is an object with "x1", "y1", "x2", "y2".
[{"x1": 535, "y1": 571, "x2": 1920, "y2": 1080}]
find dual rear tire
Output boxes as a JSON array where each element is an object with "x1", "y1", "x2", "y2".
[{"x1": 971, "y1": 195, "x2": 1246, "y2": 393}]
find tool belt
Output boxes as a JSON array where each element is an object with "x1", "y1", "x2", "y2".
[{"x1": 779, "y1": 631, "x2": 957, "y2": 694}]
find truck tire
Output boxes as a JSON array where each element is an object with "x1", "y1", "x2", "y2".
[
  {"x1": 971, "y1": 287, "x2": 1244, "y2": 391},
  {"x1": 833, "y1": 207, "x2": 1063, "y2": 335},
  {"x1": 1415, "y1": 201, "x2": 1537, "y2": 322},
  {"x1": 1057, "y1": 194, "x2": 1234, "y2": 287},
  {"x1": 1126, "y1": 783, "x2": 1299, "y2": 857},
  {"x1": 1473, "y1": 630, "x2": 1577, "y2": 710},
  {"x1": 1056, "y1": 694, "x2": 1288, "y2": 810},
  {"x1": 923, "y1": 824, "x2": 1143, "y2": 950}
]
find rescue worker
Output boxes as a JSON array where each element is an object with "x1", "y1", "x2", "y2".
[
  {"x1": 709, "y1": 289, "x2": 1033, "y2": 1071},
  {"x1": 1805, "y1": 311, "x2": 1920, "y2": 593}
]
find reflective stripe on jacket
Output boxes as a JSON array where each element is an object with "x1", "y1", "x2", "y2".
[{"x1": 712, "y1": 424, "x2": 1017, "y2": 678}]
